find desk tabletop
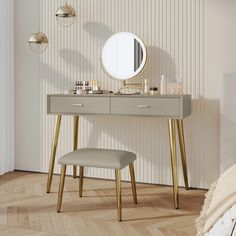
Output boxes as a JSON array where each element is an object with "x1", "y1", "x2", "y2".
[{"x1": 48, "y1": 93, "x2": 191, "y2": 99}]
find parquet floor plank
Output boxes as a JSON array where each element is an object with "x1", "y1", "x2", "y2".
[{"x1": 0, "y1": 171, "x2": 205, "y2": 235}]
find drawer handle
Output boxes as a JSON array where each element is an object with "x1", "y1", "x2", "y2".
[
  {"x1": 136, "y1": 105, "x2": 151, "y2": 108},
  {"x1": 72, "y1": 103, "x2": 84, "y2": 107}
]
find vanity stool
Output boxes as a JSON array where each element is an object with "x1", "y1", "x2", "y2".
[{"x1": 57, "y1": 148, "x2": 137, "y2": 221}]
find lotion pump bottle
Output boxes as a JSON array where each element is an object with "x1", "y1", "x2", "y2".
[{"x1": 160, "y1": 75, "x2": 167, "y2": 95}]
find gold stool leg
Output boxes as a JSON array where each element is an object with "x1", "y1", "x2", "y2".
[
  {"x1": 79, "y1": 166, "x2": 84, "y2": 197},
  {"x1": 168, "y1": 119, "x2": 179, "y2": 209},
  {"x1": 57, "y1": 164, "x2": 67, "y2": 212},
  {"x1": 115, "y1": 169, "x2": 122, "y2": 221},
  {"x1": 46, "y1": 115, "x2": 62, "y2": 193},
  {"x1": 177, "y1": 119, "x2": 189, "y2": 190},
  {"x1": 73, "y1": 116, "x2": 79, "y2": 178},
  {"x1": 129, "y1": 162, "x2": 137, "y2": 204},
  {"x1": 73, "y1": 166, "x2": 77, "y2": 179}
]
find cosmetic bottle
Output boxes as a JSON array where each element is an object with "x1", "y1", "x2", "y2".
[
  {"x1": 160, "y1": 75, "x2": 167, "y2": 95},
  {"x1": 176, "y1": 77, "x2": 183, "y2": 94},
  {"x1": 93, "y1": 80, "x2": 99, "y2": 91},
  {"x1": 149, "y1": 87, "x2": 158, "y2": 95},
  {"x1": 143, "y1": 79, "x2": 149, "y2": 94}
]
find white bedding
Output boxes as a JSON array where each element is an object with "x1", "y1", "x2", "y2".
[
  {"x1": 196, "y1": 165, "x2": 236, "y2": 235},
  {"x1": 205, "y1": 205, "x2": 236, "y2": 236}
]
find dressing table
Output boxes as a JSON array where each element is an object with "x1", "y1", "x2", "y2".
[
  {"x1": 46, "y1": 31, "x2": 192, "y2": 209},
  {"x1": 46, "y1": 93, "x2": 191, "y2": 209}
]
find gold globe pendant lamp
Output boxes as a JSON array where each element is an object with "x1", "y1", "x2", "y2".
[
  {"x1": 56, "y1": 3, "x2": 76, "y2": 27},
  {"x1": 28, "y1": 32, "x2": 48, "y2": 54}
]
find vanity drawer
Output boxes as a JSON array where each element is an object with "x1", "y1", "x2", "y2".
[
  {"x1": 47, "y1": 96, "x2": 110, "y2": 115},
  {"x1": 111, "y1": 97, "x2": 180, "y2": 117}
]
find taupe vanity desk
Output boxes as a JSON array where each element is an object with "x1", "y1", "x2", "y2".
[
  {"x1": 46, "y1": 31, "x2": 192, "y2": 209},
  {"x1": 46, "y1": 93, "x2": 192, "y2": 209}
]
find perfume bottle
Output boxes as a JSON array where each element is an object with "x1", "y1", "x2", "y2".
[{"x1": 160, "y1": 75, "x2": 167, "y2": 95}]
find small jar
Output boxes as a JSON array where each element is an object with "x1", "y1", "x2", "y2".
[{"x1": 149, "y1": 87, "x2": 158, "y2": 95}]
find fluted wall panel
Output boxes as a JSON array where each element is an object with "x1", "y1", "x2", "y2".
[{"x1": 39, "y1": 0, "x2": 212, "y2": 188}]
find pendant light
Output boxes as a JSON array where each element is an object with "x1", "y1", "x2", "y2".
[
  {"x1": 28, "y1": 32, "x2": 48, "y2": 54},
  {"x1": 56, "y1": 3, "x2": 76, "y2": 27}
]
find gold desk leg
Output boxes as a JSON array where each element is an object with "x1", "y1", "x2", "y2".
[
  {"x1": 79, "y1": 166, "x2": 84, "y2": 197},
  {"x1": 115, "y1": 169, "x2": 122, "y2": 221},
  {"x1": 57, "y1": 164, "x2": 67, "y2": 212},
  {"x1": 177, "y1": 119, "x2": 189, "y2": 190},
  {"x1": 46, "y1": 115, "x2": 62, "y2": 193},
  {"x1": 168, "y1": 119, "x2": 179, "y2": 209},
  {"x1": 129, "y1": 162, "x2": 137, "y2": 204},
  {"x1": 73, "y1": 116, "x2": 79, "y2": 178}
]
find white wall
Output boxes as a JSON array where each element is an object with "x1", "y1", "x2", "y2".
[
  {"x1": 14, "y1": 0, "x2": 40, "y2": 171},
  {"x1": 14, "y1": 0, "x2": 236, "y2": 188},
  {"x1": 0, "y1": 0, "x2": 14, "y2": 175},
  {"x1": 221, "y1": 77, "x2": 236, "y2": 172},
  {"x1": 212, "y1": 0, "x2": 236, "y2": 172}
]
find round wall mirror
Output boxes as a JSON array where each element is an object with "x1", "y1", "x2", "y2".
[{"x1": 101, "y1": 32, "x2": 147, "y2": 80}]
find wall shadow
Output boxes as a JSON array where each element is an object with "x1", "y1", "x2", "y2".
[
  {"x1": 59, "y1": 49, "x2": 94, "y2": 73},
  {"x1": 40, "y1": 63, "x2": 72, "y2": 90},
  {"x1": 83, "y1": 21, "x2": 114, "y2": 43},
  {"x1": 40, "y1": 50, "x2": 94, "y2": 90},
  {"x1": 145, "y1": 46, "x2": 176, "y2": 85}
]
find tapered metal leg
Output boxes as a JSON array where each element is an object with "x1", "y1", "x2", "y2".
[
  {"x1": 73, "y1": 116, "x2": 79, "y2": 178},
  {"x1": 129, "y1": 162, "x2": 137, "y2": 204},
  {"x1": 115, "y1": 169, "x2": 122, "y2": 221},
  {"x1": 46, "y1": 115, "x2": 62, "y2": 193},
  {"x1": 168, "y1": 119, "x2": 179, "y2": 209},
  {"x1": 57, "y1": 165, "x2": 67, "y2": 212},
  {"x1": 177, "y1": 119, "x2": 189, "y2": 190},
  {"x1": 79, "y1": 166, "x2": 84, "y2": 197}
]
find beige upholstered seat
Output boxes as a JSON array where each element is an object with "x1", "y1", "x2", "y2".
[
  {"x1": 57, "y1": 148, "x2": 137, "y2": 221},
  {"x1": 58, "y1": 148, "x2": 136, "y2": 169}
]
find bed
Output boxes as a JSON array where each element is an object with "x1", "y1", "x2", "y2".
[{"x1": 196, "y1": 164, "x2": 236, "y2": 236}]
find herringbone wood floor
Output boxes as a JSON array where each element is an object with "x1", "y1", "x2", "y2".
[{"x1": 0, "y1": 171, "x2": 205, "y2": 236}]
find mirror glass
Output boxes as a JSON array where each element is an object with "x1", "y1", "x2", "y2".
[{"x1": 102, "y1": 32, "x2": 147, "y2": 80}]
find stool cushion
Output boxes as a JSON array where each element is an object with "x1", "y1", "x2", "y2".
[{"x1": 58, "y1": 148, "x2": 136, "y2": 169}]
